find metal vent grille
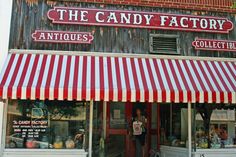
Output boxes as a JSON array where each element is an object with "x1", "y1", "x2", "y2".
[{"x1": 149, "y1": 34, "x2": 180, "y2": 54}]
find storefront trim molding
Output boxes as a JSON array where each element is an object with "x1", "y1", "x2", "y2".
[
  {"x1": 3, "y1": 149, "x2": 88, "y2": 157},
  {"x1": 1, "y1": 100, "x2": 8, "y2": 157},
  {"x1": 0, "y1": 101, "x2": 6, "y2": 157},
  {"x1": 193, "y1": 149, "x2": 236, "y2": 157},
  {"x1": 195, "y1": 149, "x2": 236, "y2": 153},
  {"x1": 160, "y1": 145, "x2": 188, "y2": 157},
  {"x1": 9, "y1": 49, "x2": 236, "y2": 62}
]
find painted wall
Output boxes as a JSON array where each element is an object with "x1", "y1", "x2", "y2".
[
  {"x1": 0, "y1": 0, "x2": 13, "y2": 156},
  {"x1": 0, "y1": 0, "x2": 12, "y2": 73}
]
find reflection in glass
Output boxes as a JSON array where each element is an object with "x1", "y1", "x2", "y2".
[{"x1": 5, "y1": 100, "x2": 87, "y2": 149}]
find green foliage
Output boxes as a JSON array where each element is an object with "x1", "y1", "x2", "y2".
[
  {"x1": 231, "y1": 2, "x2": 236, "y2": 8},
  {"x1": 14, "y1": 100, "x2": 84, "y2": 120},
  {"x1": 46, "y1": 100, "x2": 82, "y2": 119}
]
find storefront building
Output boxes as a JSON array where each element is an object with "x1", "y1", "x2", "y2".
[{"x1": 0, "y1": 1, "x2": 235, "y2": 157}]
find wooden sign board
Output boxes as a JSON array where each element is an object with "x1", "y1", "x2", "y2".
[
  {"x1": 47, "y1": 7, "x2": 233, "y2": 34},
  {"x1": 32, "y1": 30, "x2": 94, "y2": 44},
  {"x1": 192, "y1": 38, "x2": 236, "y2": 52}
]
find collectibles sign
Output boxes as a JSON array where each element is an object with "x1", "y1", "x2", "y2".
[
  {"x1": 192, "y1": 38, "x2": 236, "y2": 52},
  {"x1": 47, "y1": 7, "x2": 234, "y2": 34},
  {"x1": 32, "y1": 30, "x2": 94, "y2": 44}
]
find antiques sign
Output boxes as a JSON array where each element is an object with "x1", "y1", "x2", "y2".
[
  {"x1": 47, "y1": 7, "x2": 233, "y2": 34},
  {"x1": 32, "y1": 30, "x2": 94, "y2": 44},
  {"x1": 192, "y1": 38, "x2": 236, "y2": 52}
]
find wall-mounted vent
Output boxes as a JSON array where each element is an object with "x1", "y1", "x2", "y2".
[{"x1": 149, "y1": 34, "x2": 180, "y2": 54}]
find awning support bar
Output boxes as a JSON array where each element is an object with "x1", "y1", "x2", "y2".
[
  {"x1": 88, "y1": 100, "x2": 94, "y2": 157},
  {"x1": 188, "y1": 102, "x2": 192, "y2": 157},
  {"x1": 103, "y1": 101, "x2": 107, "y2": 139}
]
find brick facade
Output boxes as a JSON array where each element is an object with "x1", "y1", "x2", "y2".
[{"x1": 75, "y1": 0, "x2": 236, "y2": 13}]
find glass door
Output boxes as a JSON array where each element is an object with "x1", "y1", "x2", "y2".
[{"x1": 106, "y1": 102, "x2": 135, "y2": 157}]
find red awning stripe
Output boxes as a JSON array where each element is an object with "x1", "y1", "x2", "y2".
[{"x1": 0, "y1": 53, "x2": 235, "y2": 104}]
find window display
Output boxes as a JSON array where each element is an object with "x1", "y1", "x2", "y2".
[
  {"x1": 160, "y1": 103, "x2": 236, "y2": 150},
  {"x1": 5, "y1": 100, "x2": 87, "y2": 149},
  {"x1": 160, "y1": 103, "x2": 189, "y2": 148},
  {"x1": 195, "y1": 104, "x2": 236, "y2": 149}
]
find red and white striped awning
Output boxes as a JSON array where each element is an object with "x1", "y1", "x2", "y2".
[{"x1": 0, "y1": 52, "x2": 235, "y2": 104}]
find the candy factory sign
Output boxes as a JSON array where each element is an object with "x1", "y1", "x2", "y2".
[
  {"x1": 47, "y1": 7, "x2": 234, "y2": 34},
  {"x1": 192, "y1": 38, "x2": 236, "y2": 52}
]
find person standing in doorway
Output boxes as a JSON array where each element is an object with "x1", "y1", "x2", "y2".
[{"x1": 133, "y1": 108, "x2": 147, "y2": 157}]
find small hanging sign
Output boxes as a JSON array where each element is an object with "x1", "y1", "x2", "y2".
[
  {"x1": 192, "y1": 38, "x2": 236, "y2": 52},
  {"x1": 32, "y1": 30, "x2": 94, "y2": 44}
]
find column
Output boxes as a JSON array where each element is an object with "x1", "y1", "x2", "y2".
[
  {"x1": 89, "y1": 100, "x2": 94, "y2": 157},
  {"x1": 188, "y1": 102, "x2": 192, "y2": 157}
]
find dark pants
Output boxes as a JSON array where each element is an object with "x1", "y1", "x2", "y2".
[
  {"x1": 135, "y1": 133, "x2": 146, "y2": 157},
  {"x1": 136, "y1": 138, "x2": 142, "y2": 157}
]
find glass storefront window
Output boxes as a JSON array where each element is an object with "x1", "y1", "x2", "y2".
[
  {"x1": 195, "y1": 104, "x2": 236, "y2": 149},
  {"x1": 109, "y1": 102, "x2": 126, "y2": 129},
  {"x1": 160, "y1": 103, "x2": 191, "y2": 148},
  {"x1": 5, "y1": 100, "x2": 88, "y2": 149}
]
